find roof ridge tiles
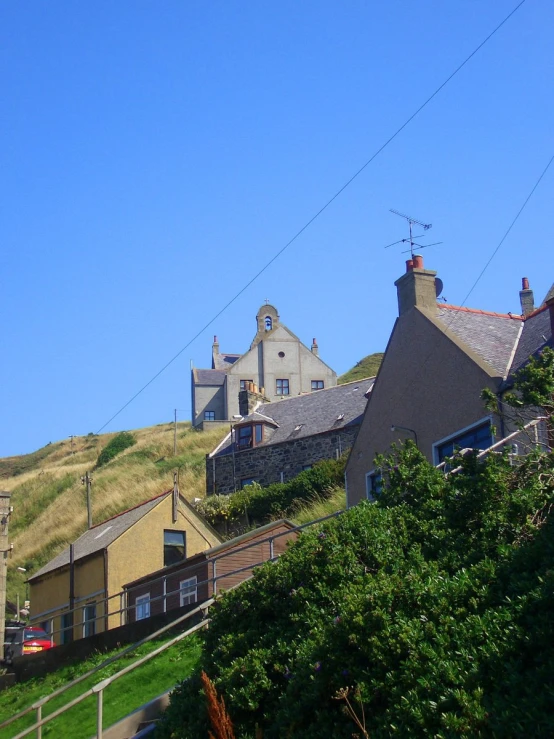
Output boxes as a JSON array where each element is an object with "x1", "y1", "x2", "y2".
[
  {"x1": 91, "y1": 489, "x2": 171, "y2": 529},
  {"x1": 438, "y1": 303, "x2": 523, "y2": 320}
]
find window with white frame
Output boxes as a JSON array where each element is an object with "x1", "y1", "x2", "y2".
[
  {"x1": 83, "y1": 603, "x2": 97, "y2": 638},
  {"x1": 434, "y1": 419, "x2": 493, "y2": 464},
  {"x1": 135, "y1": 594, "x2": 151, "y2": 621},
  {"x1": 365, "y1": 470, "x2": 382, "y2": 501},
  {"x1": 180, "y1": 576, "x2": 198, "y2": 607}
]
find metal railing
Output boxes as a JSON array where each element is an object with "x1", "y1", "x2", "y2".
[
  {"x1": 27, "y1": 510, "x2": 343, "y2": 646},
  {"x1": 3, "y1": 511, "x2": 343, "y2": 738}
]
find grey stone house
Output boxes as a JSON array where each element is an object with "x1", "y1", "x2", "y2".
[
  {"x1": 206, "y1": 378, "x2": 375, "y2": 494},
  {"x1": 191, "y1": 302, "x2": 337, "y2": 426},
  {"x1": 345, "y1": 255, "x2": 554, "y2": 507}
]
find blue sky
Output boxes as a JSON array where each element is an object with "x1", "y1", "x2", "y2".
[{"x1": 1, "y1": 1, "x2": 552, "y2": 457}]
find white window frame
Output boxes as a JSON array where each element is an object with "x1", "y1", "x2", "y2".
[
  {"x1": 432, "y1": 416, "x2": 494, "y2": 465},
  {"x1": 180, "y1": 576, "x2": 198, "y2": 607},
  {"x1": 135, "y1": 593, "x2": 151, "y2": 621},
  {"x1": 365, "y1": 469, "x2": 382, "y2": 502},
  {"x1": 82, "y1": 603, "x2": 97, "y2": 638}
]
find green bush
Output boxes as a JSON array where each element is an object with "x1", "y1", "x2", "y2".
[
  {"x1": 157, "y1": 444, "x2": 554, "y2": 738},
  {"x1": 96, "y1": 432, "x2": 136, "y2": 468},
  {"x1": 195, "y1": 457, "x2": 346, "y2": 529}
]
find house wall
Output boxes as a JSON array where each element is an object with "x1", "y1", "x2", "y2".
[
  {"x1": 346, "y1": 306, "x2": 501, "y2": 507},
  {"x1": 193, "y1": 383, "x2": 226, "y2": 424},
  {"x1": 207, "y1": 425, "x2": 359, "y2": 495},
  {"x1": 225, "y1": 326, "x2": 336, "y2": 419},
  {"x1": 106, "y1": 496, "x2": 220, "y2": 629},
  {"x1": 29, "y1": 554, "x2": 107, "y2": 643},
  {"x1": 125, "y1": 522, "x2": 297, "y2": 621}
]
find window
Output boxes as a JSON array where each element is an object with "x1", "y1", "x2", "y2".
[
  {"x1": 83, "y1": 603, "x2": 96, "y2": 638},
  {"x1": 204, "y1": 411, "x2": 215, "y2": 421},
  {"x1": 302, "y1": 464, "x2": 312, "y2": 471},
  {"x1": 265, "y1": 316, "x2": 273, "y2": 331},
  {"x1": 237, "y1": 425, "x2": 253, "y2": 448},
  {"x1": 366, "y1": 471, "x2": 382, "y2": 501},
  {"x1": 241, "y1": 477, "x2": 257, "y2": 488},
  {"x1": 135, "y1": 594, "x2": 151, "y2": 621},
  {"x1": 61, "y1": 612, "x2": 73, "y2": 645},
  {"x1": 237, "y1": 423, "x2": 264, "y2": 449},
  {"x1": 164, "y1": 530, "x2": 186, "y2": 567},
  {"x1": 180, "y1": 577, "x2": 198, "y2": 607},
  {"x1": 276, "y1": 379, "x2": 289, "y2": 396},
  {"x1": 240, "y1": 379, "x2": 253, "y2": 391},
  {"x1": 434, "y1": 420, "x2": 493, "y2": 464},
  {"x1": 311, "y1": 380, "x2": 324, "y2": 391}
]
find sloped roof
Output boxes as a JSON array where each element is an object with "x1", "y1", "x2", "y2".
[
  {"x1": 193, "y1": 368, "x2": 227, "y2": 386},
  {"x1": 506, "y1": 304, "x2": 553, "y2": 380},
  {"x1": 436, "y1": 305, "x2": 523, "y2": 376},
  {"x1": 542, "y1": 283, "x2": 554, "y2": 305},
  {"x1": 212, "y1": 378, "x2": 374, "y2": 457},
  {"x1": 213, "y1": 353, "x2": 240, "y2": 370},
  {"x1": 29, "y1": 491, "x2": 172, "y2": 581}
]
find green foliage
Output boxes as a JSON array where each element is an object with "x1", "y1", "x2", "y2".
[
  {"x1": 96, "y1": 432, "x2": 136, "y2": 468},
  {"x1": 0, "y1": 442, "x2": 61, "y2": 478},
  {"x1": 157, "y1": 443, "x2": 554, "y2": 738},
  {"x1": 195, "y1": 457, "x2": 346, "y2": 530},
  {"x1": 483, "y1": 346, "x2": 554, "y2": 425},
  {"x1": 338, "y1": 352, "x2": 384, "y2": 385}
]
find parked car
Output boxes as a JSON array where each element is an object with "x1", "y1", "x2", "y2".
[{"x1": 3, "y1": 622, "x2": 55, "y2": 663}]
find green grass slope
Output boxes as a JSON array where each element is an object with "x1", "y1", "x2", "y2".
[
  {"x1": 337, "y1": 352, "x2": 383, "y2": 384},
  {"x1": 0, "y1": 634, "x2": 201, "y2": 739}
]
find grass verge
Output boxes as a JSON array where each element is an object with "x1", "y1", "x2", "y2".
[{"x1": 0, "y1": 633, "x2": 201, "y2": 739}]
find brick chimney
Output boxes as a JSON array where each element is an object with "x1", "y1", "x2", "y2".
[
  {"x1": 238, "y1": 382, "x2": 270, "y2": 417},
  {"x1": 394, "y1": 254, "x2": 438, "y2": 316},
  {"x1": 311, "y1": 338, "x2": 319, "y2": 356},
  {"x1": 519, "y1": 277, "x2": 535, "y2": 316}
]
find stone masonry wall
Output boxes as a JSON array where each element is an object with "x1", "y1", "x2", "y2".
[{"x1": 206, "y1": 425, "x2": 359, "y2": 495}]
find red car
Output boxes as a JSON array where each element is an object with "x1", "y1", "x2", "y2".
[{"x1": 3, "y1": 623, "x2": 55, "y2": 662}]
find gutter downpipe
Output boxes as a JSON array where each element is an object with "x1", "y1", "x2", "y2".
[{"x1": 231, "y1": 424, "x2": 237, "y2": 493}]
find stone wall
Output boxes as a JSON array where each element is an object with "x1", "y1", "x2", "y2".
[{"x1": 207, "y1": 425, "x2": 358, "y2": 495}]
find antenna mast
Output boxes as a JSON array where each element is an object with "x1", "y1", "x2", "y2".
[{"x1": 388, "y1": 209, "x2": 433, "y2": 258}]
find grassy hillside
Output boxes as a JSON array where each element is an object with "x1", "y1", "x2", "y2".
[
  {"x1": 337, "y1": 352, "x2": 383, "y2": 384},
  {"x1": 1, "y1": 423, "x2": 228, "y2": 606}
]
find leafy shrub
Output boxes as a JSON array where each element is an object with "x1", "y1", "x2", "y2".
[
  {"x1": 96, "y1": 432, "x2": 136, "y2": 468},
  {"x1": 157, "y1": 444, "x2": 554, "y2": 738},
  {"x1": 195, "y1": 457, "x2": 346, "y2": 530}
]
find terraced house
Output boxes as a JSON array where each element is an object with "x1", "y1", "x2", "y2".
[
  {"x1": 346, "y1": 256, "x2": 554, "y2": 506},
  {"x1": 206, "y1": 377, "x2": 374, "y2": 494}
]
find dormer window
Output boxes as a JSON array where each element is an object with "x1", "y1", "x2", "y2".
[
  {"x1": 265, "y1": 316, "x2": 273, "y2": 331},
  {"x1": 236, "y1": 423, "x2": 265, "y2": 449}
]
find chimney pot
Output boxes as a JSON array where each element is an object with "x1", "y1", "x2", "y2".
[
  {"x1": 213, "y1": 335, "x2": 218, "y2": 343},
  {"x1": 522, "y1": 277, "x2": 529, "y2": 290},
  {"x1": 406, "y1": 259, "x2": 414, "y2": 272},
  {"x1": 412, "y1": 254, "x2": 424, "y2": 270}
]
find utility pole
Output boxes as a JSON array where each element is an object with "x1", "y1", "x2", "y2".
[
  {"x1": 0, "y1": 492, "x2": 12, "y2": 663},
  {"x1": 174, "y1": 409, "x2": 177, "y2": 456},
  {"x1": 81, "y1": 472, "x2": 93, "y2": 529}
]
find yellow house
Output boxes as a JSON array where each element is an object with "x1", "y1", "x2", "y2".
[{"x1": 28, "y1": 489, "x2": 221, "y2": 643}]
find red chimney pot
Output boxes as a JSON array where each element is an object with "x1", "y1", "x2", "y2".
[
  {"x1": 522, "y1": 277, "x2": 529, "y2": 290},
  {"x1": 406, "y1": 259, "x2": 414, "y2": 272},
  {"x1": 412, "y1": 254, "x2": 424, "y2": 270}
]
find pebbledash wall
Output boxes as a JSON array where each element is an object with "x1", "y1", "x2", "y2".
[{"x1": 207, "y1": 425, "x2": 358, "y2": 494}]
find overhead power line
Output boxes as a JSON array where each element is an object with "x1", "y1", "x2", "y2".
[{"x1": 96, "y1": 0, "x2": 528, "y2": 435}]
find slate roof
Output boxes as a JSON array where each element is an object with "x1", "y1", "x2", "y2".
[
  {"x1": 29, "y1": 491, "x2": 172, "y2": 581},
  {"x1": 212, "y1": 378, "x2": 374, "y2": 457},
  {"x1": 213, "y1": 353, "x2": 240, "y2": 370},
  {"x1": 543, "y1": 283, "x2": 554, "y2": 304},
  {"x1": 193, "y1": 368, "x2": 227, "y2": 386},
  {"x1": 505, "y1": 304, "x2": 553, "y2": 383},
  {"x1": 436, "y1": 305, "x2": 523, "y2": 377}
]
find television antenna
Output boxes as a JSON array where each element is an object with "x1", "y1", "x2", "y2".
[{"x1": 384, "y1": 209, "x2": 442, "y2": 258}]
